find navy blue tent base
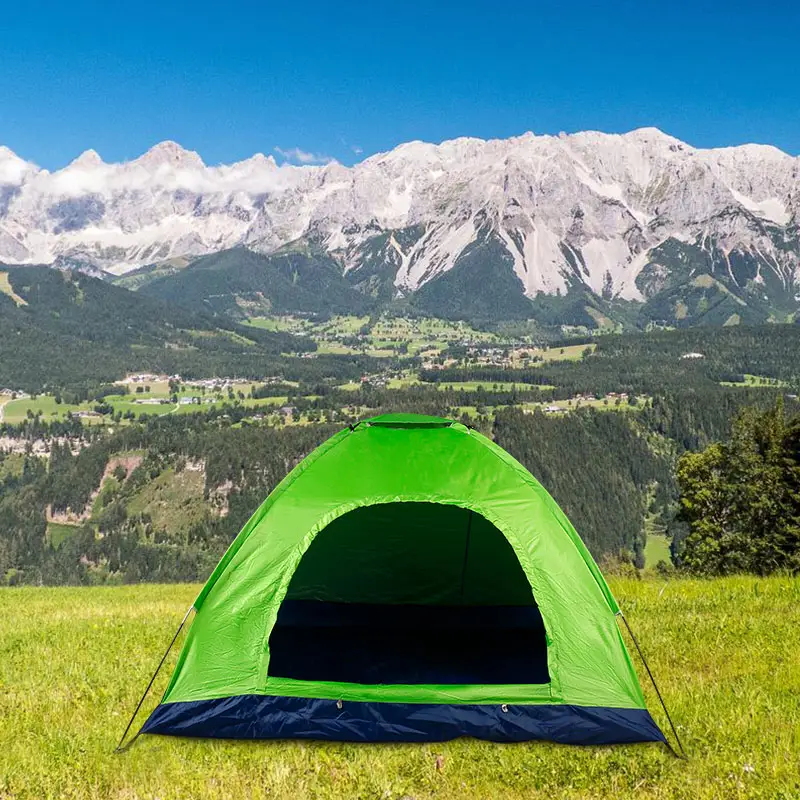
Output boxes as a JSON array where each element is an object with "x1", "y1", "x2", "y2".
[{"x1": 142, "y1": 695, "x2": 666, "y2": 745}]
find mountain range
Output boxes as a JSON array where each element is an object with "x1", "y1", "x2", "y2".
[{"x1": 1, "y1": 128, "x2": 798, "y2": 328}]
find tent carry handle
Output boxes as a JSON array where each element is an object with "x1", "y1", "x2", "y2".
[
  {"x1": 114, "y1": 605, "x2": 194, "y2": 753},
  {"x1": 617, "y1": 610, "x2": 687, "y2": 759}
]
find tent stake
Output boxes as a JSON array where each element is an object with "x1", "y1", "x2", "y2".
[
  {"x1": 617, "y1": 610, "x2": 687, "y2": 759},
  {"x1": 114, "y1": 605, "x2": 194, "y2": 753}
]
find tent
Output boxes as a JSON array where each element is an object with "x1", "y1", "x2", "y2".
[{"x1": 133, "y1": 414, "x2": 668, "y2": 746}]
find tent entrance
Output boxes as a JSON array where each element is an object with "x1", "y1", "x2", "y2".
[{"x1": 268, "y1": 502, "x2": 550, "y2": 686}]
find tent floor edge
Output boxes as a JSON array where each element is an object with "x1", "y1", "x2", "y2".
[{"x1": 141, "y1": 695, "x2": 667, "y2": 746}]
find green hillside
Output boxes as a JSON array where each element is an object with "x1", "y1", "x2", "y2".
[
  {"x1": 138, "y1": 246, "x2": 378, "y2": 319},
  {"x1": 410, "y1": 232, "x2": 536, "y2": 322},
  {"x1": 635, "y1": 234, "x2": 799, "y2": 327},
  {"x1": 0, "y1": 265, "x2": 315, "y2": 392},
  {"x1": 111, "y1": 256, "x2": 193, "y2": 290}
]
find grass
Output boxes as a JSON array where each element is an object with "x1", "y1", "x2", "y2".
[
  {"x1": 526, "y1": 344, "x2": 594, "y2": 364},
  {"x1": 0, "y1": 576, "x2": 798, "y2": 799},
  {"x1": 719, "y1": 374, "x2": 789, "y2": 388},
  {"x1": 644, "y1": 535, "x2": 671, "y2": 568},
  {"x1": 519, "y1": 397, "x2": 646, "y2": 415},
  {"x1": 337, "y1": 379, "x2": 551, "y2": 394},
  {"x1": 435, "y1": 381, "x2": 544, "y2": 392},
  {"x1": 46, "y1": 521, "x2": 82, "y2": 548},
  {"x1": 643, "y1": 509, "x2": 672, "y2": 569},
  {"x1": 0, "y1": 453, "x2": 26, "y2": 480},
  {"x1": 2, "y1": 383, "x2": 265, "y2": 425},
  {"x1": 244, "y1": 314, "x2": 528, "y2": 360},
  {"x1": 2, "y1": 394, "x2": 93, "y2": 423},
  {"x1": 315, "y1": 342, "x2": 396, "y2": 357}
]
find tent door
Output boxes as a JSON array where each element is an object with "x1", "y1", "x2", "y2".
[{"x1": 267, "y1": 502, "x2": 551, "y2": 686}]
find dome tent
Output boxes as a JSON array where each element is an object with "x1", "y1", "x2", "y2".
[{"x1": 130, "y1": 414, "x2": 667, "y2": 746}]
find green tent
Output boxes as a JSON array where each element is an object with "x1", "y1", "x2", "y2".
[{"x1": 137, "y1": 414, "x2": 666, "y2": 745}]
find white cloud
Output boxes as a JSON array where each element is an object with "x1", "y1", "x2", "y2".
[
  {"x1": 274, "y1": 146, "x2": 332, "y2": 165},
  {"x1": 351, "y1": 145, "x2": 364, "y2": 156},
  {"x1": 12, "y1": 155, "x2": 306, "y2": 199},
  {"x1": 0, "y1": 141, "x2": 336, "y2": 202}
]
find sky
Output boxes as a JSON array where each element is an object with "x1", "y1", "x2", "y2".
[{"x1": 1, "y1": 0, "x2": 798, "y2": 169}]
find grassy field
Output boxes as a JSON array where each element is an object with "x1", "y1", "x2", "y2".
[
  {"x1": 2, "y1": 393, "x2": 95, "y2": 424},
  {"x1": 1, "y1": 577, "x2": 798, "y2": 799},
  {"x1": 644, "y1": 534, "x2": 672, "y2": 568},
  {"x1": 1, "y1": 383, "x2": 265, "y2": 425},
  {"x1": 518, "y1": 396, "x2": 647, "y2": 416},
  {"x1": 719, "y1": 374, "x2": 789, "y2": 388},
  {"x1": 125, "y1": 466, "x2": 208, "y2": 536},
  {"x1": 45, "y1": 521, "x2": 82, "y2": 548},
  {"x1": 518, "y1": 343, "x2": 594, "y2": 364}
]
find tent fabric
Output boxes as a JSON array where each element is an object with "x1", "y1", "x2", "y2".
[{"x1": 142, "y1": 413, "x2": 664, "y2": 745}]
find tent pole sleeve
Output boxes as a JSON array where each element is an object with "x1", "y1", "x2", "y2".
[
  {"x1": 114, "y1": 605, "x2": 194, "y2": 753},
  {"x1": 617, "y1": 610, "x2": 687, "y2": 759}
]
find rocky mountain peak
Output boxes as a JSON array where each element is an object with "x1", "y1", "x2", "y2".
[
  {"x1": 132, "y1": 141, "x2": 205, "y2": 169},
  {"x1": 68, "y1": 149, "x2": 104, "y2": 168},
  {"x1": 0, "y1": 129, "x2": 796, "y2": 316}
]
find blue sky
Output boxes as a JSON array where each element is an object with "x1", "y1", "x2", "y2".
[{"x1": 1, "y1": 0, "x2": 798, "y2": 168}]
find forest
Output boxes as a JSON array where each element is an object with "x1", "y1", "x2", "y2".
[
  {"x1": 424, "y1": 324, "x2": 800, "y2": 395},
  {"x1": 677, "y1": 400, "x2": 800, "y2": 575}
]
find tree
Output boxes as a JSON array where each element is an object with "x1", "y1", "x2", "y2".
[
  {"x1": 112, "y1": 464, "x2": 128, "y2": 483},
  {"x1": 676, "y1": 400, "x2": 800, "y2": 575}
]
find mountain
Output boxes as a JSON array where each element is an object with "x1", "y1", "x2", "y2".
[{"x1": 1, "y1": 130, "x2": 798, "y2": 326}]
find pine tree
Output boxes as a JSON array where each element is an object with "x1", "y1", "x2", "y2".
[{"x1": 677, "y1": 399, "x2": 800, "y2": 574}]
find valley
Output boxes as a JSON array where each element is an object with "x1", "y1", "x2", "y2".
[{"x1": 1, "y1": 285, "x2": 797, "y2": 585}]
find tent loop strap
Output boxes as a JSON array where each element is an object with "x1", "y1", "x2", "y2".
[
  {"x1": 617, "y1": 610, "x2": 687, "y2": 759},
  {"x1": 114, "y1": 605, "x2": 194, "y2": 754}
]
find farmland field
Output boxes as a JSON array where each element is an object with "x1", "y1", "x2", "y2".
[
  {"x1": 1, "y1": 383, "x2": 268, "y2": 425},
  {"x1": 0, "y1": 311, "x2": 606, "y2": 427},
  {"x1": 1, "y1": 577, "x2": 798, "y2": 799}
]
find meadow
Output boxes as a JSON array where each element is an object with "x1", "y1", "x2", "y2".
[
  {"x1": 243, "y1": 314, "x2": 586, "y2": 360},
  {"x1": 0, "y1": 383, "x2": 290, "y2": 426},
  {"x1": 1, "y1": 577, "x2": 798, "y2": 799}
]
